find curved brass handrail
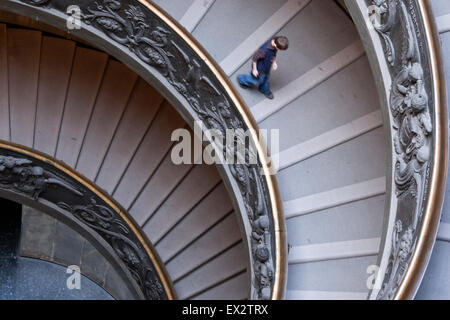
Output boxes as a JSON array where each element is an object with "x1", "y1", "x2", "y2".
[
  {"x1": 2, "y1": 0, "x2": 287, "y2": 299},
  {"x1": 345, "y1": 0, "x2": 447, "y2": 299},
  {"x1": 0, "y1": 140, "x2": 176, "y2": 300}
]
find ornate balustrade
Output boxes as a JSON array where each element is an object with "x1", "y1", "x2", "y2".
[{"x1": 345, "y1": 0, "x2": 447, "y2": 299}]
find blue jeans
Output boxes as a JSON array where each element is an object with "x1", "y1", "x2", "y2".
[{"x1": 238, "y1": 72, "x2": 271, "y2": 95}]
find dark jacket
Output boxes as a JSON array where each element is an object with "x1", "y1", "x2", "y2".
[{"x1": 252, "y1": 40, "x2": 277, "y2": 74}]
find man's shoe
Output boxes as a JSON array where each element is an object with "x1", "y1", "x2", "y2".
[
  {"x1": 239, "y1": 82, "x2": 249, "y2": 89},
  {"x1": 237, "y1": 76, "x2": 249, "y2": 89},
  {"x1": 265, "y1": 93, "x2": 274, "y2": 100}
]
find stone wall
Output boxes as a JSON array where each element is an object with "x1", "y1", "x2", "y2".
[{"x1": 20, "y1": 206, "x2": 136, "y2": 300}]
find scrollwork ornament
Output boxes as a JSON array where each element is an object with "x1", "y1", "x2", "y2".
[
  {"x1": 0, "y1": 155, "x2": 82, "y2": 199},
  {"x1": 20, "y1": 0, "x2": 50, "y2": 5},
  {"x1": 58, "y1": 198, "x2": 166, "y2": 300},
  {"x1": 370, "y1": 0, "x2": 397, "y2": 65},
  {"x1": 368, "y1": 0, "x2": 433, "y2": 299}
]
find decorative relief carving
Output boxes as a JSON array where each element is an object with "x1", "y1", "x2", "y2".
[
  {"x1": 0, "y1": 151, "x2": 167, "y2": 300},
  {"x1": 0, "y1": 155, "x2": 82, "y2": 199},
  {"x1": 58, "y1": 198, "x2": 165, "y2": 300},
  {"x1": 371, "y1": 0, "x2": 397, "y2": 65},
  {"x1": 17, "y1": 0, "x2": 278, "y2": 299},
  {"x1": 21, "y1": 0, "x2": 50, "y2": 4},
  {"x1": 368, "y1": 0, "x2": 433, "y2": 299}
]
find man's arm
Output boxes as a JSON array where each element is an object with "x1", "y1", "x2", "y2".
[
  {"x1": 252, "y1": 61, "x2": 259, "y2": 77},
  {"x1": 252, "y1": 48, "x2": 265, "y2": 78},
  {"x1": 272, "y1": 57, "x2": 277, "y2": 71}
]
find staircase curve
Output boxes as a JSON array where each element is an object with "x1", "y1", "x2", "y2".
[{"x1": 0, "y1": 0, "x2": 448, "y2": 300}]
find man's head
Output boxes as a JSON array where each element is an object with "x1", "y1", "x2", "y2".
[{"x1": 273, "y1": 36, "x2": 289, "y2": 50}]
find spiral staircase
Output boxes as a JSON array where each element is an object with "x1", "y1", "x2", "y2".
[{"x1": 0, "y1": 0, "x2": 448, "y2": 300}]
